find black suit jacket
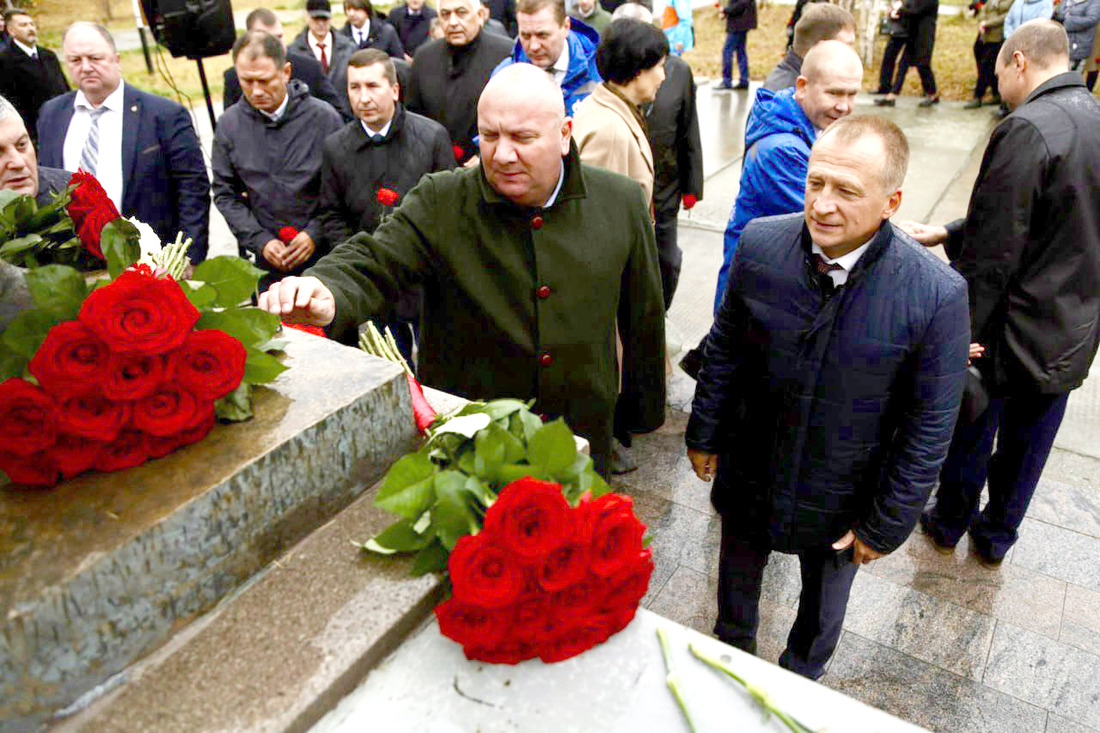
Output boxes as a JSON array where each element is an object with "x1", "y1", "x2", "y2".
[
  {"x1": 36, "y1": 84, "x2": 211, "y2": 262},
  {"x1": 0, "y1": 43, "x2": 69, "y2": 144},
  {"x1": 339, "y1": 17, "x2": 405, "y2": 57},
  {"x1": 644, "y1": 54, "x2": 703, "y2": 217},
  {"x1": 222, "y1": 49, "x2": 347, "y2": 120}
]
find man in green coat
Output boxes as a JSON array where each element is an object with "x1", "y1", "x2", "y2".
[{"x1": 258, "y1": 63, "x2": 666, "y2": 474}]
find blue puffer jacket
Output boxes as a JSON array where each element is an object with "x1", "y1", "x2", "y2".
[
  {"x1": 493, "y1": 20, "x2": 601, "y2": 115},
  {"x1": 714, "y1": 87, "x2": 815, "y2": 312},
  {"x1": 1004, "y1": 0, "x2": 1053, "y2": 38},
  {"x1": 688, "y1": 214, "x2": 970, "y2": 554}
]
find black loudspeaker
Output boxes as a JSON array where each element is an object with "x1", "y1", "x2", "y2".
[{"x1": 140, "y1": 0, "x2": 236, "y2": 59}]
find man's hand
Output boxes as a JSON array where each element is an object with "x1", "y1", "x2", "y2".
[
  {"x1": 257, "y1": 276, "x2": 337, "y2": 326},
  {"x1": 688, "y1": 449, "x2": 719, "y2": 482},
  {"x1": 283, "y1": 230, "x2": 316, "y2": 271},
  {"x1": 262, "y1": 239, "x2": 290, "y2": 271},
  {"x1": 897, "y1": 220, "x2": 949, "y2": 246},
  {"x1": 969, "y1": 342, "x2": 986, "y2": 364},
  {"x1": 832, "y1": 530, "x2": 884, "y2": 565},
  {"x1": 463, "y1": 155, "x2": 480, "y2": 169}
]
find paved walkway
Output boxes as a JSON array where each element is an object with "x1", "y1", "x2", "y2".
[{"x1": 620, "y1": 83, "x2": 1100, "y2": 732}]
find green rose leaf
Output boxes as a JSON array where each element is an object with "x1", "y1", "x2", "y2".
[
  {"x1": 433, "y1": 470, "x2": 479, "y2": 550},
  {"x1": 100, "y1": 219, "x2": 141, "y2": 278},
  {"x1": 499, "y1": 462, "x2": 550, "y2": 484},
  {"x1": 25, "y1": 265, "x2": 86, "y2": 321},
  {"x1": 375, "y1": 452, "x2": 436, "y2": 518},
  {"x1": 527, "y1": 418, "x2": 578, "y2": 475},
  {"x1": 0, "y1": 344, "x2": 29, "y2": 381},
  {"x1": 1, "y1": 309, "x2": 58, "y2": 359},
  {"x1": 512, "y1": 408, "x2": 544, "y2": 443},
  {"x1": 182, "y1": 281, "x2": 219, "y2": 310},
  {"x1": 192, "y1": 257, "x2": 263, "y2": 308},
  {"x1": 197, "y1": 307, "x2": 281, "y2": 348},
  {"x1": 0, "y1": 234, "x2": 44, "y2": 258},
  {"x1": 480, "y1": 398, "x2": 528, "y2": 422},
  {"x1": 243, "y1": 346, "x2": 288, "y2": 383},
  {"x1": 215, "y1": 382, "x2": 253, "y2": 421},
  {"x1": 410, "y1": 538, "x2": 449, "y2": 576},
  {"x1": 361, "y1": 516, "x2": 433, "y2": 555},
  {"x1": 0, "y1": 189, "x2": 20, "y2": 209},
  {"x1": 260, "y1": 338, "x2": 288, "y2": 353}
]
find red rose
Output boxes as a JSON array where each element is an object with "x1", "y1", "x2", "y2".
[
  {"x1": 51, "y1": 434, "x2": 103, "y2": 479},
  {"x1": 599, "y1": 549, "x2": 654, "y2": 611},
  {"x1": 176, "y1": 330, "x2": 246, "y2": 400},
  {"x1": 58, "y1": 392, "x2": 131, "y2": 442},
  {"x1": 464, "y1": 640, "x2": 535, "y2": 665},
  {"x1": 537, "y1": 616, "x2": 613, "y2": 664},
  {"x1": 447, "y1": 534, "x2": 524, "y2": 608},
  {"x1": 145, "y1": 409, "x2": 213, "y2": 457},
  {"x1": 95, "y1": 429, "x2": 150, "y2": 472},
  {"x1": 0, "y1": 378, "x2": 58, "y2": 456},
  {"x1": 67, "y1": 170, "x2": 120, "y2": 260},
  {"x1": 102, "y1": 352, "x2": 168, "y2": 401},
  {"x1": 278, "y1": 226, "x2": 299, "y2": 244},
  {"x1": 550, "y1": 578, "x2": 601, "y2": 619},
  {"x1": 177, "y1": 409, "x2": 216, "y2": 447},
  {"x1": 0, "y1": 450, "x2": 60, "y2": 486},
  {"x1": 79, "y1": 269, "x2": 200, "y2": 356},
  {"x1": 508, "y1": 592, "x2": 547, "y2": 644},
  {"x1": 482, "y1": 477, "x2": 572, "y2": 559},
  {"x1": 435, "y1": 597, "x2": 512, "y2": 649},
  {"x1": 376, "y1": 187, "x2": 399, "y2": 207},
  {"x1": 538, "y1": 540, "x2": 588, "y2": 592},
  {"x1": 453, "y1": 144, "x2": 465, "y2": 162},
  {"x1": 29, "y1": 321, "x2": 109, "y2": 395},
  {"x1": 132, "y1": 383, "x2": 213, "y2": 437},
  {"x1": 585, "y1": 493, "x2": 647, "y2": 577}
]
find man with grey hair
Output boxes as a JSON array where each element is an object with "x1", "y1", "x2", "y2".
[
  {"x1": 36, "y1": 22, "x2": 210, "y2": 263},
  {"x1": 0, "y1": 95, "x2": 69, "y2": 206},
  {"x1": 258, "y1": 63, "x2": 666, "y2": 475},
  {"x1": 903, "y1": 20, "x2": 1100, "y2": 569},
  {"x1": 687, "y1": 114, "x2": 970, "y2": 680}
]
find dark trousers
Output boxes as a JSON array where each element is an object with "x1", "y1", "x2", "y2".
[
  {"x1": 655, "y1": 210, "x2": 682, "y2": 310},
  {"x1": 878, "y1": 36, "x2": 907, "y2": 92},
  {"x1": 973, "y1": 38, "x2": 1002, "y2": 99},
  {"x1": 892, "y1": 52, "x2": 937, "y2": 95},
  {"x1": 924, "y1": 392, "x2": 1068, "y2": 560},
  {"x1": 722, "y1": 30, "x2": 749, "y2": 84},
  {"x1": 715, "y1": 520, "x2": 859, "y2": 680}
]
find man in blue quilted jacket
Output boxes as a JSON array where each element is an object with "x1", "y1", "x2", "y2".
[{"x1": 686, "y1": 115, "x2": 970, "y2": 680}]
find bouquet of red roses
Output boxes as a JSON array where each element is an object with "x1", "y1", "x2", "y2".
[{"x1": 359, "y1": 400, "x2": 653, "y2": 664}]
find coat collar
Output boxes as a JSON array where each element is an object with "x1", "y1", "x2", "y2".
[
  {"x1": 800, "y1": 218, "x2": 895, "y2": 288},
  {"x1": 476, "y1": 140, "x2": 588, "y2": 209},
  {"x1": 587, "y1": 83, "x2": 654, "y2": 173},
  {"x1": 352, "y1": 103, "x2": 406, "y2": 149},
  {"x1": 1021, "y1": 71, "x2": 1088, "y2": 106}
]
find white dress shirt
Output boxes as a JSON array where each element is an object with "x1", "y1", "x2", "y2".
[
  {"x1": 361, "y1": 118, "x2": 393, "y2": 137},
  {"x1": 307, "y1": 31, "x2": 333, "y2": 66},
  {"x1": 259, "y1": 92, "x2": 290, "y2": 123},
  {"x1": 12, "y1": 39, "x2": 37, "y2": 59},
  {"x1": 543, "y1": 160, "x2": 566, "y2": 207},
  {"x1": 812, "y1": 239, "x2": 872, "y2": 287},
  {"x1": 350, "y1": 22, "x2": 368, "y2": 46},
  {"x1": 550, "y1": 43, "x2": 570, "y2": 86},
  {"x1": 63, "y1": 84, "x2": 126, "y2": 210}
]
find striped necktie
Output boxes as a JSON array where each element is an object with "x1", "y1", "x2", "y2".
[{"x1": 79, "y1": 107, "x2": 108, "y2": 176}]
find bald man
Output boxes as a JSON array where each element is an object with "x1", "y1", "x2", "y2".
[{"x1": 259, "y1": 63, "x2": 666, "y2": 475}]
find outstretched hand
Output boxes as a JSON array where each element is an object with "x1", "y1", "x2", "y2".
[
  {"x1": 688, "y1": 448, "x2": 719, "y2": 482},
  {"x1": 897, "y1": 220, "x2": 949, "y2": 246},
  {"x1": 257, "y1": 276, "x2": 337, "y2": 327}
]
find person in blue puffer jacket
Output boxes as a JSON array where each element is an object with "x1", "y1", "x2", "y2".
[{"x1": 1005, "y1": 0, "x2": 1053, "y2": 38}]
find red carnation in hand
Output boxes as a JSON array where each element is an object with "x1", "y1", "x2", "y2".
[
  {"x1": 448, "y1": 534, "x2": 524, "y2": 608},
  {"x1": 278, "y1": 226, "x2": 299, "y2": 244},
  {"x1": 68, "y1": 171, "x2": 120, "y2": 260},
  {"x1": 102, "y1": 352, "x2": 169, "y2": 401},
  {"x1": 132, "y1": 383, "x2": 213, "y2": 437},
  {"x1": 376, "y1": 187, "x2": 399, "y2": 207},
  {"x1": 94, "y1": 429, "x2": 150, "y2": 472},
  {"x1": 176, "y1": 330, "x2": 247, "y2": 400},
  {"x1": 79, "y1": 268, "x2": 200, "y2": 356},
  {"x1": 682, "y1": 194, "x2": 698, "y2": 210},
  {"x1": 0, "y1": 378, "x2": 58, "y2": 456},
  {"x1": 482, "y1": 477, "x2": 573, "y2": 559},
  {"x1": 0, "y1": 450, "x2": 60, "y2": 486},
  {"x1": 58, "y1": 392, "x2": 131, "y2": 442},
  {"x1": 29, "y1": 321, "x2": 109, "y2": 396},
  {"x1": 453, "y1": 144, "x2": 465, "y2": 162}
]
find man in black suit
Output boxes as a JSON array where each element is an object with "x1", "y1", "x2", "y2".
[
  {"x1": 37, "y1": 23, "x2": 210, "y2": 263},
  {"x1": 388, "y1": 0, "x2": 438, "y2": 58},
  {"x1": 340, "y1": 0, "x2": 405, "y2": 57},
  {"x1": 0, "y1": 9, "x2": 69, "y2": 145},
  {"x1": 223, "y1": 8, "x2": 346, "y2": 118}
]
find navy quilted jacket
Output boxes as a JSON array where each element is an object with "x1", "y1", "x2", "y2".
[{"x1": 686, "y1": 214, "x2": 970, "y2": 554}]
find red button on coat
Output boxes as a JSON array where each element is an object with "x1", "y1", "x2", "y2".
[
  {"x1": 539, "y1": 353, "x2": 553, "y2": 367},
  {"x1": 531, "y1": 215, "x2": 545, "y2": 230},
  {"x1": 536, "y1": 285, "x2": 551, "y2": 299}
]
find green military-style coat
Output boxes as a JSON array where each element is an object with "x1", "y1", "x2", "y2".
[{"x1": 306, "y1": 145, "x2": 667, "y2": 473}]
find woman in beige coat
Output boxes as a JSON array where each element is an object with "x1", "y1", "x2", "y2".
[{"x1": 572, "y1": 17, "x2": 669, "y2": 210}]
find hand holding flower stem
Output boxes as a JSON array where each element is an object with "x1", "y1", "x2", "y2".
[{"x1": 657, "y1": 627, "x2": 697, "y2": 733}]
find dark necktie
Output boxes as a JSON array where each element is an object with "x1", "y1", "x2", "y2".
[
  {"x1": 370, "y1": 134, "x2": 385, "y2": 144},
  {"x1": 814, "y1": 254, "x2": 843, "y2": 298}
]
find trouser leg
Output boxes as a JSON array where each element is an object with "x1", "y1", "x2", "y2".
[
  {"x1": 879, "y1": 37, "x2": 904, "y2": 91},
  {"x1": 721, "y1": 32, "x2": 736, "y2": 83},
  {"x1": 970, "y1": 392, "x2": 1069, "y2": 559},
  {"x1": 654, "y1": 212, "x2": 682, "y2": 310},
  {"x1": 714, "y1": 520, "x2": 770, "y2": 654},
  {"x1": 778, "y1": 545, "x2": 860, "y2": 680},
  {"x1": 891, "y1": 50, "x2": 911, "y2": 94},
  {"x1": 917, "y1": 63, "x2": 937, "y2": 95},
  {"x1": 735, "y1": 32, "x2": 750, "y2": 83}
]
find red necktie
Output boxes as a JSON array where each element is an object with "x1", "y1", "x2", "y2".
[{"x1": 318, "y1": 42, "x2": 329, "y2": 73}]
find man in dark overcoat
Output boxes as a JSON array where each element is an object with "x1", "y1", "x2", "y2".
[
  {"x1": 687, "y1": 115, "x2": 970, "y2": 680},
  {"x1": 260, "y1": 63, "x2": 667, "y2": 475},
  {"x1": 0, "y1": 9, "x2": 69, "y2": 146},
  {"x1": 904, "y1": 21, "x2": 1100, "y2": 568}
]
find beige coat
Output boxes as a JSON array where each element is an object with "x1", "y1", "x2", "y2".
[{"x1": 572, "y1": 83, "x2": 655, "y2": 210}]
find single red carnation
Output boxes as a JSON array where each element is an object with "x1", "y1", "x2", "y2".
[
  {"x1": 278, "y1": 226, "x2": 299, "y2": 244},
  {"x1": 435, "y1": 597, "x2": 512, "y2": 650},
  {"x1": 58, "y1": 392, "x2": 131, "y2": 442},
  {"x1": 453, "y1": 145, "x2": 465, "y2": 162},
  {"x1": 0, "y1": 378, "x2": 58, "y2": 456},
  {"x1": 447, "y1": 534, "x2": 524, "y2": 608},
  {"x1": 79, "y1": 269, "x2": 200, "y2": 356},
  {"x1": 94, "y1": 429, "x2": 150, "y2": 472},
  {"x1": 132, "y1": 383, "x2": 212, "y2": 437},
  {"x1": 538, "y1": 540, "x2": 588, "y2": 592},
  {"x1": 376, "y1": 187, "x2": 399, "y2": 207},
  {"x1": 67, "y1": 170, "x2": 119, "y2": 260},
  {"x1": 102, "y1": 352, "x2": 168, "y2": 401},
  {"x1": 176, "y1": 330, "x2": 246, "y2": 400},
  {"x1": 0, "y1": 450, "x2": 61, "y2": 486},
  {"x1": 51, "y1": 434, "x2": 103, "y2": 480},
  {"x1": 585, "y1": 493, "x2": 648, "y2": 577},
  {"x1": 482, "y1": 477, "x2": 572, "y2": 559},
  {"x1": 29, "y1": 321, "x2": 109, "y2": 395}
]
